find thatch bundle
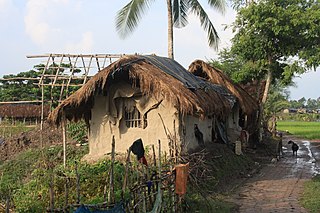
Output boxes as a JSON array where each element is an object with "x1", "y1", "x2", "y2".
[
  {"x1": 49, "y1": 55, "x2": 234, "y2": 126},
  {"x1": 188, "y1": 60, "x2": 258, "y2": 115}
]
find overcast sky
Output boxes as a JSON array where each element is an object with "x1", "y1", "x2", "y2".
[{"x1": 0, "y1": 0, "x2": 318, "y2": 100}]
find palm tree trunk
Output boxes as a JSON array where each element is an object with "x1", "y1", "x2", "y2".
[{"x1": 166, "y1": 0, "x2": 174, "y2": 59}]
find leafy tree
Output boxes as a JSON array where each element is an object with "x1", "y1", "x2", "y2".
[
  {"x1": 210, "y1": 48, "x2": 268, "y2": 83},
  {"x1": 231, "y1": 0, "x2": 319, "y2": 105},
  {"x1": 289, "y1": 100, "x2": 301, "y2": 109},
  {"x1": 230, "y1": 0, "x2": 319, "y2": 140},
  {"x1": 297, "y1": 97, "x2": 306, "y2": 108},
  {"x1": 230, "y1": 0, "x2": 255, "y2": 11},
  {"x1": 306, "y1": 98, "x2": 316, "y2": 110},
  {"x1": 116, "y1": 0, "x2": 226, "y2": 59}
]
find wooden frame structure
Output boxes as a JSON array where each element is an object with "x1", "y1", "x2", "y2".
[
  {"x1": 1, "y1": 53, "x2": 125, "y2": 166},
  {"x1": 27, "y1": 53, "x2": 125, "y2": 167},
  {"x1": 26, "y1": 54, "x2": 124, "y2": 130}
]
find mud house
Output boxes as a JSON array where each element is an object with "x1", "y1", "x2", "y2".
[
  {"x1": 188, "y1": 60, "x2": 259, "y2": 143},
  {"x1": 49, "y1": 55, "x2": 238, "y2": 162}
]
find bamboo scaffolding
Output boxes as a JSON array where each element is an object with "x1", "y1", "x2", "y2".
[{"x1": 27, "y1": 54, "x2": 124, "y2": 59}]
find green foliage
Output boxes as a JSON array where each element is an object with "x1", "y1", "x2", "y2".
[
  {"x1": 209, "y1": 48, "x2": 266, "y2": 84},
  {"x1": 229, "y1": 0, "x2": 319, "y2": 87},
  {"x1": 0, "y1": 138, "x2": 255, "y2": 212},
  {"x1": 277, "y1": 121, "x2": 320, "y2": 140},
  {"x1": 301, "y1": 175, "x2": 320, "y2": 213},
  {"x1": 288, "y1": 97, "x2": 320, "y2": 110},
  {"x1": 0, "y1": 149, "x2": 41, "y2": 200},
  {"x1": 67, "y1": 121, "x2": 88, "y2": 144},
  {"x1": 264, "y1": 83, "x2": 290, "y2": 118},
  {"x1": 280, "y1": 113, "x2": 320, "y2": 122},
  {"x1": 0, "y1": 145, "x2": 92, "y2": 212}
]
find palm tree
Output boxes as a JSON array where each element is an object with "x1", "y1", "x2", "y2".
[{"x1": 116, "y1": 0, "x2": 226, "y2": 59}]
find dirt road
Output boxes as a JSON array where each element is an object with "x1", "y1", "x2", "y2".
[{"x1": 231, "y1": 135, "x2": 320, "y2": 213}]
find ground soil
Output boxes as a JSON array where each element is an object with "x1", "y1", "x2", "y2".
[{"x1": 0, "y1": 122, "x2": 67, "y2": 162}]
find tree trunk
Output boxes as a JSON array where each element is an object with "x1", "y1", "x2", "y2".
[
  {"x1": 258, "y1": 57, "x2": 273, "y2": 142},
  {"x1": 262, "y1": 70, "x2": 272, "y2": 104},
  {"x1": 167, "y1": 0, "x2": 174, "y2": 59}
]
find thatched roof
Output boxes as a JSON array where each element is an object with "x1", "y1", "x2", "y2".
[
  {"x1": 0, "y1": 104, "x2": 50, "y2": 118},
  {"x1": 188, "y1": 60, "x2": 258, "y2": 115},
  {"x1": 49, "y1": 55, "x2": 236, "y2": 126},
  {"x1": 240, "y1": 80, "x2": 266, "y2": 103}
]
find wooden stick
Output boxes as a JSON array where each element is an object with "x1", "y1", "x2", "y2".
[
  {"x1": 62, "y1": 118, "x2": 67, "y2": 168},
  {"x1": 108, "y1": 136, "x2": 116, "y2": 205},
  {"x1": 152, "y1": 145, "x2": 157, "y2": 167},
  {"x1": 75, "y1": 162, "x2": 80, "y2": 204},
  {"x1": 5, "y1": 196, "x2": 9, "y2": 213},
  {"x1": 64, "y1": 177, "x2": 69, "y2": 211},
  {"x1": 121, "y1": 149, "x2": 131, "y2": 199},
  {"x1": 49, "y1": 172, "x2": 54, "y2": 213}
]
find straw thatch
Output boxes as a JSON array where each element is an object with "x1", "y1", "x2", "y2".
[
  {"x1": 240, "y1": 80, "x2": 266, "y2": 103},
  {"x1": 49, "y1": 55, "x2": 234, "y2": 126},
  {"x1": 0, "y1": 104, "x2": 50, "y2": 118},
  {"x1": 188, "y1": 60, "x2": 258, "y2": 115}
]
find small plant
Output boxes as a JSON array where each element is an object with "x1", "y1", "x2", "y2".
[{"x1": 67, "y1": 121, "x2": 88, "y2": 144}]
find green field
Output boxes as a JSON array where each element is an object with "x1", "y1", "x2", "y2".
[{"x1": 277, "y1": 121, "x2": 320, "y2": 140}]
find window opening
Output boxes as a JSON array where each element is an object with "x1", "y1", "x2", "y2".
[{"x1": 124, "y1": 106, "x2": 147, "y2": 128}]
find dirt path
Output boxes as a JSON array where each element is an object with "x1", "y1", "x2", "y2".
[{"x1": 231, "y1": 135, "x2": 320, "y2": 213}]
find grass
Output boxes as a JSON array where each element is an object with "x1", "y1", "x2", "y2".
[
  {"x1": 301, "y1": 175, "x2": 320, "y2": 213},
  {"x1": 0, "y1": 141, "x2": 250, "y2": 212},
  {"x1": 277, "y1": 121, "x2": 320, "y2": 140},
  {"x1": 0, "y1": 124, "x2": 35, "y2": 139}
]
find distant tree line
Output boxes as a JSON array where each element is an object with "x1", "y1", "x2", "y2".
[
  {"x1": 289, "y1": 97, "x2": 320, "y2": 110},
  {"x1": 0, "y1": 64, "x2": 82, "y2": 107}
]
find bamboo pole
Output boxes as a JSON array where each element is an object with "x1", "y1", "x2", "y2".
[
  {"x1": 27, "y1": 53, "x2": 124, "y2": 59},
  {"x1": 0, "y1": 100, "x2": 43, "y2": 104},
  {"x1": 40, "y1": 84, "x2": 44, "y2": 132},
  {"x1": 82, "y1": 55, "x2": 93, "y2": 85},
  {"x1": 75, "y1": 161, "x2": 80, "y2": 204},
  {"x1": 66, "y1": 56, "x2": 79, "y2": 97},
  {"x1": 62, "y1": 117, "x2": 67, "y2": 168},
  {"x1": 0, "y1": 77, "x2": 39, "y2": 81}
]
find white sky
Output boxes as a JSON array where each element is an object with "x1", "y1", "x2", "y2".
[{"x1": 0, "y1": 0, "x2": 319, "y2": 100}]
